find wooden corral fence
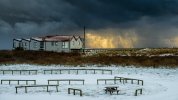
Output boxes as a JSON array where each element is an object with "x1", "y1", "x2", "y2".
[
  {"x1": 135, "y1": 89, "x2": 143, "y2": 96},
  {"x1": 68, "y1": 88, "x2": 83, "y2": 96},
  {"x1": 15, "y1": 85, "x2": 59, "y2": 93},
  {"x1": 0, "y1": 70, "x2": 38, "y2": 75},
  {"x1": 1, "y1": 79, "x2": 36, "y2": 85},
  {"x1": 114, "y1": 77, "x2": 125, "y2": 84},
  {"x1": 124, "y1": 78, "x2": 143, "y2": 86},
  {"x1": 48, "y1": 79, "x2": 85, "y2": 85},
  {"x1": 43, "y1": 69, "x2": 112, "y2": 75},
  {"x1": 97, "y1": 79, "x2": 121, "y2": 85},
  {"x1": 114, "y1": 76, "x2": 144, "y2": 85}
]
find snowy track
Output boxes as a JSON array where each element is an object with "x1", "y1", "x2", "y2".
[{"x1": 0, "y1": 64, "x2": 178, "y2": 100}]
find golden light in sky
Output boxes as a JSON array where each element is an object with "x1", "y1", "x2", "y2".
[
  {"x1": 166, "y1": 36, "x2": 178, "y2": 48},
  {"x1": 86, "y1": 31, "x2": 138, "y2": 48}
]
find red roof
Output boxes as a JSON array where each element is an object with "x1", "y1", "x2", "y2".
[
  {"x1": 44, "y1": 35, "x2": 73, "y2": 41},
  {"x1": 32, "y1": 35, "x2": 81, "y2": 42}
]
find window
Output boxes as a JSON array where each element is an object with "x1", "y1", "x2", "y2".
[
  {"x1": 78, "y1": 41, "x2": 80, "y2": 45},
  {"x1": 62, "y1": 42, "x2": 65, "y2": 48},
  {"x1": 24, "y1": 43, "x2": 27, "y2": 46},
  {"x1": 40, "y1": 42, "x2": 44, "y2": 48},
  {"x1": 73, "y1": 41, "x2": 75, "y2": 45},
  {"x1": 33, "y1": 42, "x2": 37, "y2": 48},
  {"x1": 62, "y1": 42, "x2": 68, "y2": 48},
  {"x1": 55, "y1": 42, "x2": 58, "y2": 46},
  {"x1": 19, "y1": 43, "x2": 21, "y2": 47},
  {"x1": 51, "y1": 42, "x2": 54, "y2": 46},
  {"x1": 52, "y1": 42, "x2": 58, "y2": 46}
]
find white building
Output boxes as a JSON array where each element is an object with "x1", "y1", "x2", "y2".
[
  {"x1": 13, "y1": 39, "x2": 22, "y2": 49},
  {"x1": 21, "y1": 38, "x2": 30, "y2": 50},
  {"x1": 13, "y1": 35, "x2": 83, "y2": 52}
]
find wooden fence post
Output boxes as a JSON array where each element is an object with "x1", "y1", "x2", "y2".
[
  {"x1": 56, "y1": 86, "x2": 58, "y2": 92},
  {"x1": 135, "y1": 89, "x2": 142, "y2": 96},
  {"x1": 25, "y1": 87, "x2": 27, "y2": 93},
  {"x1": 18, "y1": 80, "x2": 20, "y2": 85},
  {"x1": 135, "y1": 90, "x2": 138, "y2": 96},
  {"x1": 57, "y1": 81, "x2": 59, "y2": 85},
  {"x1": 34, "y1": 80, "x2": 36, "y2": 85},
  {"x1": 68, "y1": 88, "x2": 70, "y2": 94},
  {"x1": 77, "y1": 70, "x2": 78, "y2": 74},
  {"x1": 26, "y1": 81, "x2": 28, "y2": 85},
  {"x1": 16, "y1": 87, "x2": 18, "y2": 93},
  {"x1": 47, "y1": 86, "x2": 49, "y2": 92},
  {"x1": 80, "y1": 90, "x2": 82, "y2": 96},
  {"x1": 102, "y1": 70, "x2": 104, "y2": 74}
]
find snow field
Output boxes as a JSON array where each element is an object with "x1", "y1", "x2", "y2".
[{"x1": 0, "y1": 64, "x2": 178, "y2": 100}]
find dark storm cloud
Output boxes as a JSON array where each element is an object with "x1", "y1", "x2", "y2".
[{"x1": 1, "y1": 0, "x2": 178, "y2": 49}]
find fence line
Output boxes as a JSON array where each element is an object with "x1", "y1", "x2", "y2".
[
  {"x1": 68, "y1": 88, "x2": 83, "y2": 96},
  {"x1": 135, "y1": 89, "x2": 143, "y2": 96},
  {"x1": 15, "y1": 85, "x2": 59, "y2": 93},
  {"x1": 44, "y1": 69, "x2": 112, "y2": 75},
  {"x1": 97, "y1": 79, "x2": 122, "y2": 85},
  {"x1": 114, "y1": 76, "x2": 144, "y2": 85},
  {"x1": 48, "y1": 79, "x2": 85, "y2": 85},
  {"x1": 1, "y1": 79, "x2": 36, "y2": 85},
  {"x1": 0, "y1": 70, "x2": 37, "y2": 75}
]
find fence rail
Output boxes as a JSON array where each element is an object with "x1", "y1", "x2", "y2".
[
  {"x1": 114, "y1": 76, "x2": 144, "y2": 85},
  {"x1": 1, "y1": 79, "x2": 36, "y2": 85},
  {"x1": 97, "y1": 79, "x2": 121, "y2": 85},
  {"x1": 44, "y1": 69, "x2": 112, "y2": 75},
  {"x1": 15, "y1": 85, "x2": 59, "y2": 93},
  {"x1": 48, "y1": 79, "x2": 85, "y2": 85},
  {"x1": 135, "y1": 89, "x2": 143, "y2": 96},
  {"x1": 0, "y1": 70, "x2": 38, "y2": 75},
  {"x1": 68, "y1": 88, "x2": 82, "y2": 96}
]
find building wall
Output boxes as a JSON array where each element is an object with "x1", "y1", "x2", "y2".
[
  {"x1": 13, "y1": 35, "x2": 83, "y2": 52},
  {"x1": 21, "y1": 40, "x2": 30, "y2": 50},
  {"x1": 45, "y1": 41, "x2": 70, "y2": 52},
  {"x1": 30, "y1": 39, "x2": 41, "y2": 51},
  {"x1": 13, "y1": 40, "x2": 21, "y2": 49},
  {"x1": 61, "y1": 41, "x2": 70, "y2": 52},
  {"x1": 70, "y1": 37, "x2": 83, "y2": 49}
]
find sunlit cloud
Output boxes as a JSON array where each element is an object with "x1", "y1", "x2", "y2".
[
  {"x1": 165, "y1": 36, "x2": 178, "y2": 48},
  {"x1": 86, "y1": 29, "x2": 139, "y2": 48}
]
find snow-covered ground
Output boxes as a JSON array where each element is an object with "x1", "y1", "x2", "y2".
[{"x1": 0, "y1": 64, "x2": 178, "y2": 100}]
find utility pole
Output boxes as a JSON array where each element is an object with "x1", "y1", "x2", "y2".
[{"x1": 84, "y1": 26, "x2": 86, "y2": 50}]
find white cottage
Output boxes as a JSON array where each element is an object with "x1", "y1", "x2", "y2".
[
  {"x1": 13, "y1": 35, "x2": 83, "y2": 52},
  {"x1": 13, "y1": 39, "x2": 22, "y2": 49},
  {"x1": 21, "y1": 38, "x2": 30, "y2": 50},
  {"x1": 30, "y1": 37, "x2": 44, "y2": 51}
]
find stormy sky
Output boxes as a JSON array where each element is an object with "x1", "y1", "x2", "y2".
[{"x1": 1, "y1": 0, "x2": 178, "y2": 49}]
